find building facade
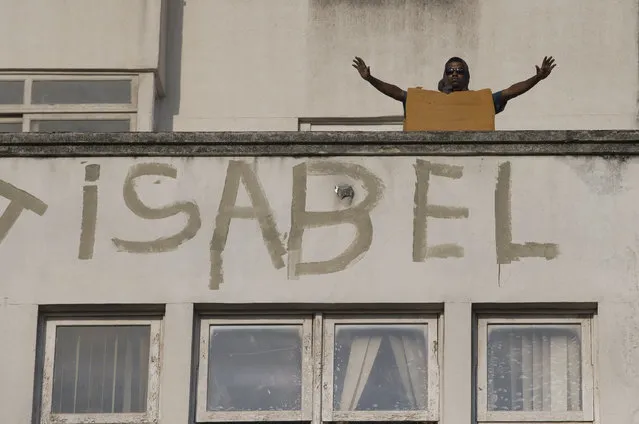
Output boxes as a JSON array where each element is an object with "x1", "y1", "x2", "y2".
[
  {"x1": 0, "y1": 0, "x2": 637, "y2": 132},
  {"x1": 1, "y1": 2, "x2": 639, "y2": 424}
]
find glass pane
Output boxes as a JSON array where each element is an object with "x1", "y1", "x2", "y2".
[
  {"x1": 0, "y1": 80, "x2": 24, "y2": 104},
  {"x1": 207, "y1": 325, "x2": 303, "y2": 411},
  {"x1": 0, "y1": 122, "x2": 22, "y2": 132},
  {"x1": 487, "y1": 324, "x2": 582, "y2": 412},
  {"x1": 333, "y1": 324, "x2": 428, "y2": 411},
  {"x1": 31, "y1": 119, "x2": 130, "y2": 132},
  {"x1": 51, "y1": 325, "x2": 151, "y2": 414},
  {"x1": 32, "y1": 80, "x2": 132, "y2": 104}
]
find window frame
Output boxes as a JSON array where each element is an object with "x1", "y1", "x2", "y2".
[
  {"x1": 0, "y1": 116, "x2": 23, "y2": 132},
  {"x1": 0, "y1": 74, "x2": 138, "y2": 114},
  {"x1": 40, "y1": 317, "x2": 162, "y2": 424},
  {"x1": 196, "y1": 316, "x2": 314, "y2": 423},
  {"x1": 298, "y1": 116, "x2": 404, "y2": 132},
  {"x1": 0, "y1": 72, "x2": 155, "y2": 131},
  {"x1": 476, "y1": 315, "x2": 594, "y2": 423},
  {"x1": 26, "y1": 113, "x2": 137, "y2": 132},
  {"x1": 321, "y1": 315, "x2": 440, "y2": 422}
]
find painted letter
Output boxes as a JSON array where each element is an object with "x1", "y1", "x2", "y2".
[
  {"x1": 78, "y1": 164, "x2": 100, "y2": 260},
  {"x1": 210, "y1": 161, "x2": 286, "y2": 290},
  {"x1": 112, "y1": 163, "x2": 201, "y2": 253},
  {"x1": 288, "y1": 161, "x2": 384, "y2": 278},
  {"x1": 495, "y1": 161, "x2": 559, "y2": 264},
  {"x1": 413, "y1": 160, "x2": 469, "y2": 261},
  {"x1": 0, "y1": 179, "x2": 48, "y2": 244}
]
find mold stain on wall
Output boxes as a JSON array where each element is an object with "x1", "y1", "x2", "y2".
[{"x1": 306, "y1": 0, "x2": 480, "y2": 114}]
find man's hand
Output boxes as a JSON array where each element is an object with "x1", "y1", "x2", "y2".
[
  {"x1": 535, "y1": 56, "x2": 557, "y2": 80},
  {"x1": 352, "y1": 56, "x2": 370, "y2": 80},
  {"x1": 352, "y1": 56, "x2": 406, "y2": 102}
]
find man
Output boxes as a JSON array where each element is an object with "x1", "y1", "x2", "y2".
[{"x1": 352, "y1": 56, "x2": 556, "y2": 115}]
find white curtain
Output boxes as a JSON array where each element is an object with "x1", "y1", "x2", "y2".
[
  {"x1": 52, "y1": 326, "x2": 149, "y2": 414},
  {"x1": 338, "y1": 333, "x2": 428, "y2": 411},
  {"x1": 338, "y1": 336, "x2": 382, "y2": 410},
  {"x1": 389, "y1": 336, "x2": 427, "y2": 409},
  {"x1": 488, "y1": 329, "x2": 581, "y2": 412}
]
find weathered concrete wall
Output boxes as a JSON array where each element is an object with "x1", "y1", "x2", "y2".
[
  {"x1": 1, "y1": 131, "x2": 639, "y2": 423},
  {"x1": 168, "y1": 0, "x2": 639, "y2": 131},
  {"x1": 1, "y1": 154, "x2": 638, "y2": 303},
  {"x1": 3, "y1": 0, "x2": 636, "y2": 131},
  {"x1": 0, "y1": 0, "x2": 164, "y2": 71}
]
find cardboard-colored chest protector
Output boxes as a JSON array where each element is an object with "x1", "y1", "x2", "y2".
[{"x1": 403, "y1": 88, "x2": 495, "y2": 131}]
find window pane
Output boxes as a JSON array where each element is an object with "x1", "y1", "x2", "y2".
[
  {"x1": 0, "y1": 122, "x2": 22, "y2": 132},
  {"x1": 31, "y1": 119, "x2": 130, "y2": 132},
  {"x1": 207, "y1": 325, "x2": 303, "y2": 412},
  {"x1": 51, "y1": 325, "x2": 151, "y2": 414},
  {"x1": 32, "y1": 80, "x2": 132, "y2": 104},
  {"x1": 0, "y1": 80, "x2": 24, "y2": 104},
  {"x1": 487, "y1": 324, "x2": 582, "y2": 412},
  {"x1": 333, "y1": 324, "x2": 428, "y2": 411}
]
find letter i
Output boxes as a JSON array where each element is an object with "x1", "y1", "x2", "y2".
[{"x1": 78, "y1": 164, "x2": 100, "y2": 260}]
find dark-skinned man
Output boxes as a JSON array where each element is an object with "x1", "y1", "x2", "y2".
[{"x1": 352, "y1": 56, "x2": 557, "y2": 116}]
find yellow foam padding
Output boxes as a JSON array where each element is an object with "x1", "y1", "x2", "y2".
[{"x1": 403, "y1": 88, "x2": 496, "y2": 131}]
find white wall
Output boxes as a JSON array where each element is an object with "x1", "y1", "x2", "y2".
[
  {"x1": 2, "y1": 0, "x2": 636, "y2": 131},
  {"x1": 166, "y1": 0, "x2": 639, "y2": 131},
  {"x1": 0, "y1": 0, "x2": 163, "y2": 71},
  {"x1": 1, "y1": 155, "x2": 639, "y2": 422},
  {"x1": 1, "y1": 156, "x2": 638, "y2": 303}
]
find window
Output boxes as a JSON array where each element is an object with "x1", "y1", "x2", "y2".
[
  {"x1": 476, "y1": 315, "x2": 594, "y2": 423},
  {"x1": 29, "y1": 114, "x2": 135, "y2": 133},
  {"x1": 299, "y1": 117, "x2": 404, "y2": 132},
  {"x1": 0, "y1": 73, "x2": 153, "y2": 132},
  {"x1": 196, "y1": 317, "x2": 313, "y2": 422},
  {"x1": 40, "y1": 318, "x2": 161, "y2": 424},
  {"x1": 0, "y1": 117, "x2": 22, "y2": 133},
  {"x1": 323, "y1": 316, "x2": 440, "y2": 422},
  {"x1": 195, "y1": 314, "x2": 440, "y2": 423}
]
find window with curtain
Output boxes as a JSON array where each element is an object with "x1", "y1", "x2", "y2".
[
  {"x1": 323, "y1": 316, "x2": 439, "y2": 423},
  {"x1": 477, "y1": 316, "x2": 594, "y2": 423},
  {"x1": 333, "y1": 324, "x2": 428, "y2": 412},
  {"x1": 40, "y1": 318, "x2": 161, "y2": 424},
  {"x1": 196, "y1": 315, "x2": 440, "y2": 424}
]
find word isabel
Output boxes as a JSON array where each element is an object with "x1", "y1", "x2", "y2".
[{"x1": 0, "y1": 160, "x2": 557, "y2": 290}]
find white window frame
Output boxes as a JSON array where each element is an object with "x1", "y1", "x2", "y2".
[
  {"x1": 0, "y1": 116, "x2": 22, "y2": 132},
  {"x1": 0, "y1": 72, "x2": 155, "y2": 131},
  {"x1": 476, "y1": 315, "x2": 594, "y2": 423},
  {"x1": 196, "y1": 316, "x2": 314, "y2": 423},
  {"x1": 299, "y1": 116, "x2": 404, "y2": 132},
  {"x1": 0, "y1": 74, "x2": 138, "y2": 113},
  {"x1": 26, "y1": 113, "x2": 137, "y2": 132},
  {"x1": 40, "y1": 317, "x2": 162, "y2": 424},
  {"x1": 322, "y1": 315, "x2": 440, "y2": 422}
]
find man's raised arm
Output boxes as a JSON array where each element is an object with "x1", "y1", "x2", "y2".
[
  {"x1": 501, "y1": 56, "x2": 557, "y2": 102},
  {"x1": 353, "y1": 57, "x2": 407, "y2": 102}
]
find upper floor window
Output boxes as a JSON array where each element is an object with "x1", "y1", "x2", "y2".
[
  {"x1": 298, "y1": 117, "x2": 404, "y2": 132},
  {"x1": 0, "y1": 73, "x2": 154, "y2": 132}
]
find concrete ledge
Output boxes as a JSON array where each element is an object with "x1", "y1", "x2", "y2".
[{"x1": 0, "y1": 130, "x2": 638, "y2": 157}]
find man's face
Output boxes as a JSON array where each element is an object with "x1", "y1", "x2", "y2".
[{"x1": 445, "y1": 61, "x2": 467, "y2": 91}]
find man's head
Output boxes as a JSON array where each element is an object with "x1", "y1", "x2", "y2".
[{"x1": 438, "y1": 57, "x2": 470, "y2": 93}]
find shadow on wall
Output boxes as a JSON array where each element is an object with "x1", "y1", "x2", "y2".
[{"x1": 155, "y1": 0, "x2": 185, "y2": 131}]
